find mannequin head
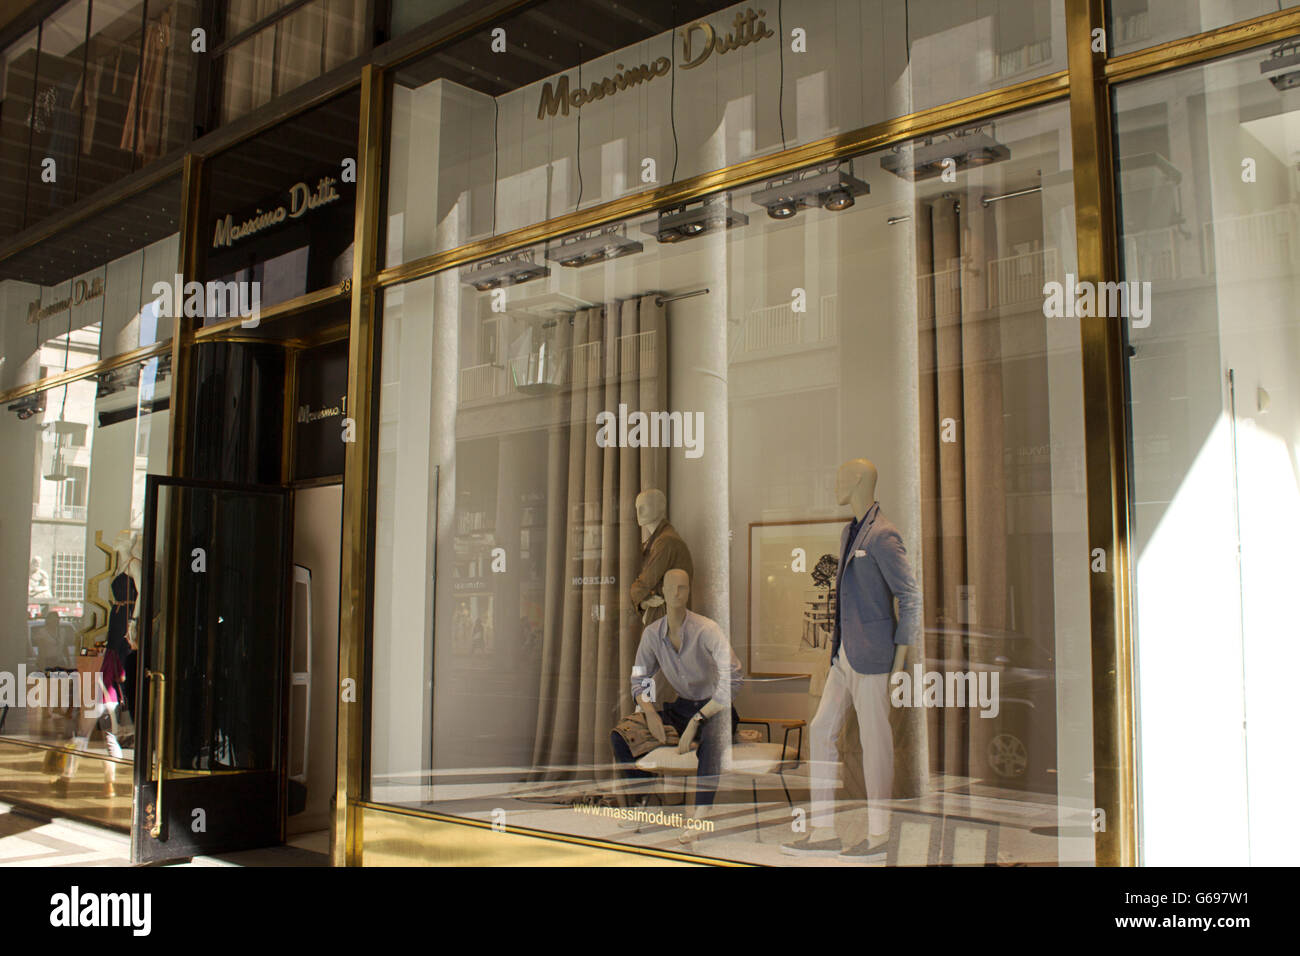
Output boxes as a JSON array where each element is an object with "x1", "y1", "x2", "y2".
[
  {"x1": 635, "y1": 489, "x2": 667, "y2": 530},
  {"x1": 835, "y1": 458, "x2": 879, "y2": 519},
  {"x1": 113, "y1": 530, "x2": 140, "y2": 569},
  {"x1": 663, "y1": 568, "x2": 690, "y2": 612}
]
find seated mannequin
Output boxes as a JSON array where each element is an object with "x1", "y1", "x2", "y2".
[{"x1": 610, "y1": 568, "x2": 741, "y2": 845}]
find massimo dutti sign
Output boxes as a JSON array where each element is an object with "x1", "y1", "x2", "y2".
[
  {"x1": 26, "y1": 276, "x2": 105, "y2": 325},
  {"x1": 211, "y1": 176, "x2": 342, "y2": 250},
  {"x1": 536, "y1": 7, "x2": 775, "y2": 120}
]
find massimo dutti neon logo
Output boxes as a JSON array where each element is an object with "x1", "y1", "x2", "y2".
[
  {"x1": 535, "y1": 8, "x2": 774, "y2": 119},
  {"x1": 595, "y1": 403, "x2": 704, "y2": 459}
]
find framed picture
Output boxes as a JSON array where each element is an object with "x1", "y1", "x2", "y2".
[{"x1": 747, "y1": 518, "x2": 850, "y2": 678}]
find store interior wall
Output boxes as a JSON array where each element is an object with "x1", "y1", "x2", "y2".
[{"x1": 289, "y1": 482, "x2": 342, "y2": 834}]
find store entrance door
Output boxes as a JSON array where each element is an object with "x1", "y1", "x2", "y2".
[{"x1": 131, "y1": 476, "x2": 292, "y2": 864}]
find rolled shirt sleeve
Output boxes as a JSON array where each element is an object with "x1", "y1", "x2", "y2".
[
  {"x1": 700, "y1": 620, "x2": 743, "y2": 705},
  {"x1": 629, "y1": 628, "x2": 660, "y2": 702}
]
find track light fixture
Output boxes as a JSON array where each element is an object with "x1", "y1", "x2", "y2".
[
  {"x1": 545, "y1": 225, "x2": 644, "y2": 267},
  {"x1": 643, "y1": 197, "x2": 748, "y2": 243},
  {"x1": 8, "y1": 392, "x2": 46, "y2": 420},
  {"x1": 461, "y1": 250, "x2": 551, "y2": 292},
  {"x1": 880, "y1": 128, "x2": 1011, "y2": 182},
  {"x1": 749, "y1": 163, "x2": 870, "y2": 220}
]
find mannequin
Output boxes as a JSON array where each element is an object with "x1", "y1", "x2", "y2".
[
  {"x1": 612, "y1": 569, "x2": 741, "y2": 846},
  {"x1": 783, "y1": 458, "x2": 921, "y2": 859},
  {"x1": 59, "y1": 530, "x2": 141, "y2": 797},
  {"x1": 628, "y1": 489, "x2": 694, "y2": 624},
  {"x1": 29, "y1": 556, "x2": 52, "y2": 598}
]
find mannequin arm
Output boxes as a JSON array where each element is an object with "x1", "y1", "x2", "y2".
[
  {"x1": 629, "y1": 537, "x2": 673, "y2": 611},
  {"x1": 891, "y1": 644, "x2": 908, "y2": 676},
  {"x1": 676, "y1": 698, "x2": 724, "y2": 753},
  {"x1": 640, "y1": 694, "x2": 667, "y2": 743}
]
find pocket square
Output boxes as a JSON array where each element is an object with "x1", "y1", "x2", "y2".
[{"x1": 854, "y1": 549, "x2": 866, "y2": 557}]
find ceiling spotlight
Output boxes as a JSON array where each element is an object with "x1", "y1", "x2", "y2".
[
  {"x1": 8, "y1": 393, "x2": 46, "y2": 420},
  {"x1": 461, "y1": 250, "x2": 551, "y2": 291},
  {"x1": 1261, "y1": 39, "x2": 1300, "y2": 90},
  {"x1": 821, "y1": 188, "x2": 855, "y2": 211},
  {"x1": 881, "y1": 129, "x2": 1011, "y2": 181},
  {"x1": 546, "y1": 225, "x2": 644, "y2": 268},
  {"x1": 750, "y1": 164, "x2": 870, "y2": 220},
  {"x1": 643, "y1": 198, "x2": 749, "y2": 243}
]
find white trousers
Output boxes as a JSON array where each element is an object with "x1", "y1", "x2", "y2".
[{"x1": 809, "y1": 652, "x2": 892, "y2": 836}]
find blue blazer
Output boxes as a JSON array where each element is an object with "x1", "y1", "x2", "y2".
[{"x1": 831, "y1": 503, "x2": 923, "y2": 674}]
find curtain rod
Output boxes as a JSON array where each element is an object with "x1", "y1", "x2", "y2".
[
  {"x1": 886, "y1": 185, "x2": 1043, "y2": 223},
  {"x1": 655, "y1": 287, "x2": 710, "y2": 306},
  {"x1": 981, "y1": 185, "x2": 1043, "y2": 207}
]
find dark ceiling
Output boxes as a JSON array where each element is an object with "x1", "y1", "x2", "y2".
[{"x1": 0, "y1": 174, "x2": 180, "y2": 285}]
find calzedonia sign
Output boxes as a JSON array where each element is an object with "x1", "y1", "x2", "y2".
[
  {"x1": 211, "y1": 176, "x2": 342, "y2": 250},
  {"x1": 536, "y1": 7, "x2": 775, "y2": 119}
]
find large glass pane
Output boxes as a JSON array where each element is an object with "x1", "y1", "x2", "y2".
[
  {"x1": 1114, "y1": 43, "x2": 1300, "y2": 865},
  {"x1": 371, "y1": 100, "x2": 1091, "y2": 865},
  {"x1": 385, "y1": 0, "x2": 1066, "y2": 266},
  {"x1": 0, "y1": 225, "x2": 179, "y2": 393},
  {"x1": 75, "y1": 0, "x2": 149, "y2": 199},
  {"x1": 27, "y1": 1, "x2": 89, "y2": 222},
  {"x1": 0, "y1": 30, "x2": 39, "y2": 229},
  {"x1": 201, "y1": 91, "x2": 359, "y2": 314},
  {"x1": 1110, "y1": 1, "x2": 1300, "y2": 55},
  {"x1": 0, "y1": 360, "x2": 171, "y2": 811},
  {"x1": 217, "y1": 0, "x2": 364, "y2": 126}
]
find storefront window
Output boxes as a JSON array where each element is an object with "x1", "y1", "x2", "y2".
[
  {"x1": 0, "y1": 360, "x2": 170, "y2": 809},
  {"x1": 0, "y1": 0, "x2": 197, "y2": 230},
  {"x1": 216, "y1": 0, "x2": 365, "y2": 126},
  {"x1": 200, "y1": 90, "x2": 360, "y2": 315},
  {"x1": 370, "y1": 97, "x2": 1093, "y2": 865},
  {"x1": 0, "y1": 215, "x2": 180, "y2": 394},
  {"x1": 1114, "y1": 43, "x2": 1300, "y2": 865},
  {"x1": 0, "y1": 29, "x2": 42, "y2": 238},
  {"x1": 1110, "y1": 1, "x2": 1300, "y2": 55},
  {"x1": 385, "y1": 0, "x2": 1066, "y2": 266},
  {"x1": 387, "y1": 0, "x2": 466, "y2": 41}
]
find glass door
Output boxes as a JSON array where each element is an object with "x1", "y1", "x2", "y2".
[{"x1": 132, "y1": 475, "x2": 292, "y2": 864}]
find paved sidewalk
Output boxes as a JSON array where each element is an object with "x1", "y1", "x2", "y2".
[{"x1": 0, "y1": 801, "x2": 329, "y2": 866}]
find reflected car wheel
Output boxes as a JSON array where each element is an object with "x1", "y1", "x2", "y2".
[{"x1": 988, "y1": 732, "x2": 1028, "y2": 778}]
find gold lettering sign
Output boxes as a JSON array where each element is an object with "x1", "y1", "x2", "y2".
[
  {"x1": 211, "y1": 176, "x2": 342, "y2": 250},
  {"x1": 26, "y1": 276, "x2": 106, "y2": 325},
  {"x1": 535, "y1": 7, "x2": 773, "y2": 119}
]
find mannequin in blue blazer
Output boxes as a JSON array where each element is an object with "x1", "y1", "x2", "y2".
[{"x1": 784, "y1": 458, "x2": 921, "y2": 859}]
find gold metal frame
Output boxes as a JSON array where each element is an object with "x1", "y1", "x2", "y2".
[{"x1": 6, "y1": 0, "x2": 1299, "y2": 868}]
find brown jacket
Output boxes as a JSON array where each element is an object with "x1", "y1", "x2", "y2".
[{"x1": 629, "y1": 520, "x2": 694, "y2": 624}]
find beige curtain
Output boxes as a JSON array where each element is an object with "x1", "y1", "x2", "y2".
[
  {"x1": 220, "y1": 0, "x2": 278, "y2": 124},
  {"x1": 532, "y1": 294, "x2": 668, "y2": 778},
  {"x1": 915, "y1": 191, "x2": 1008, "y2": 781}
]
